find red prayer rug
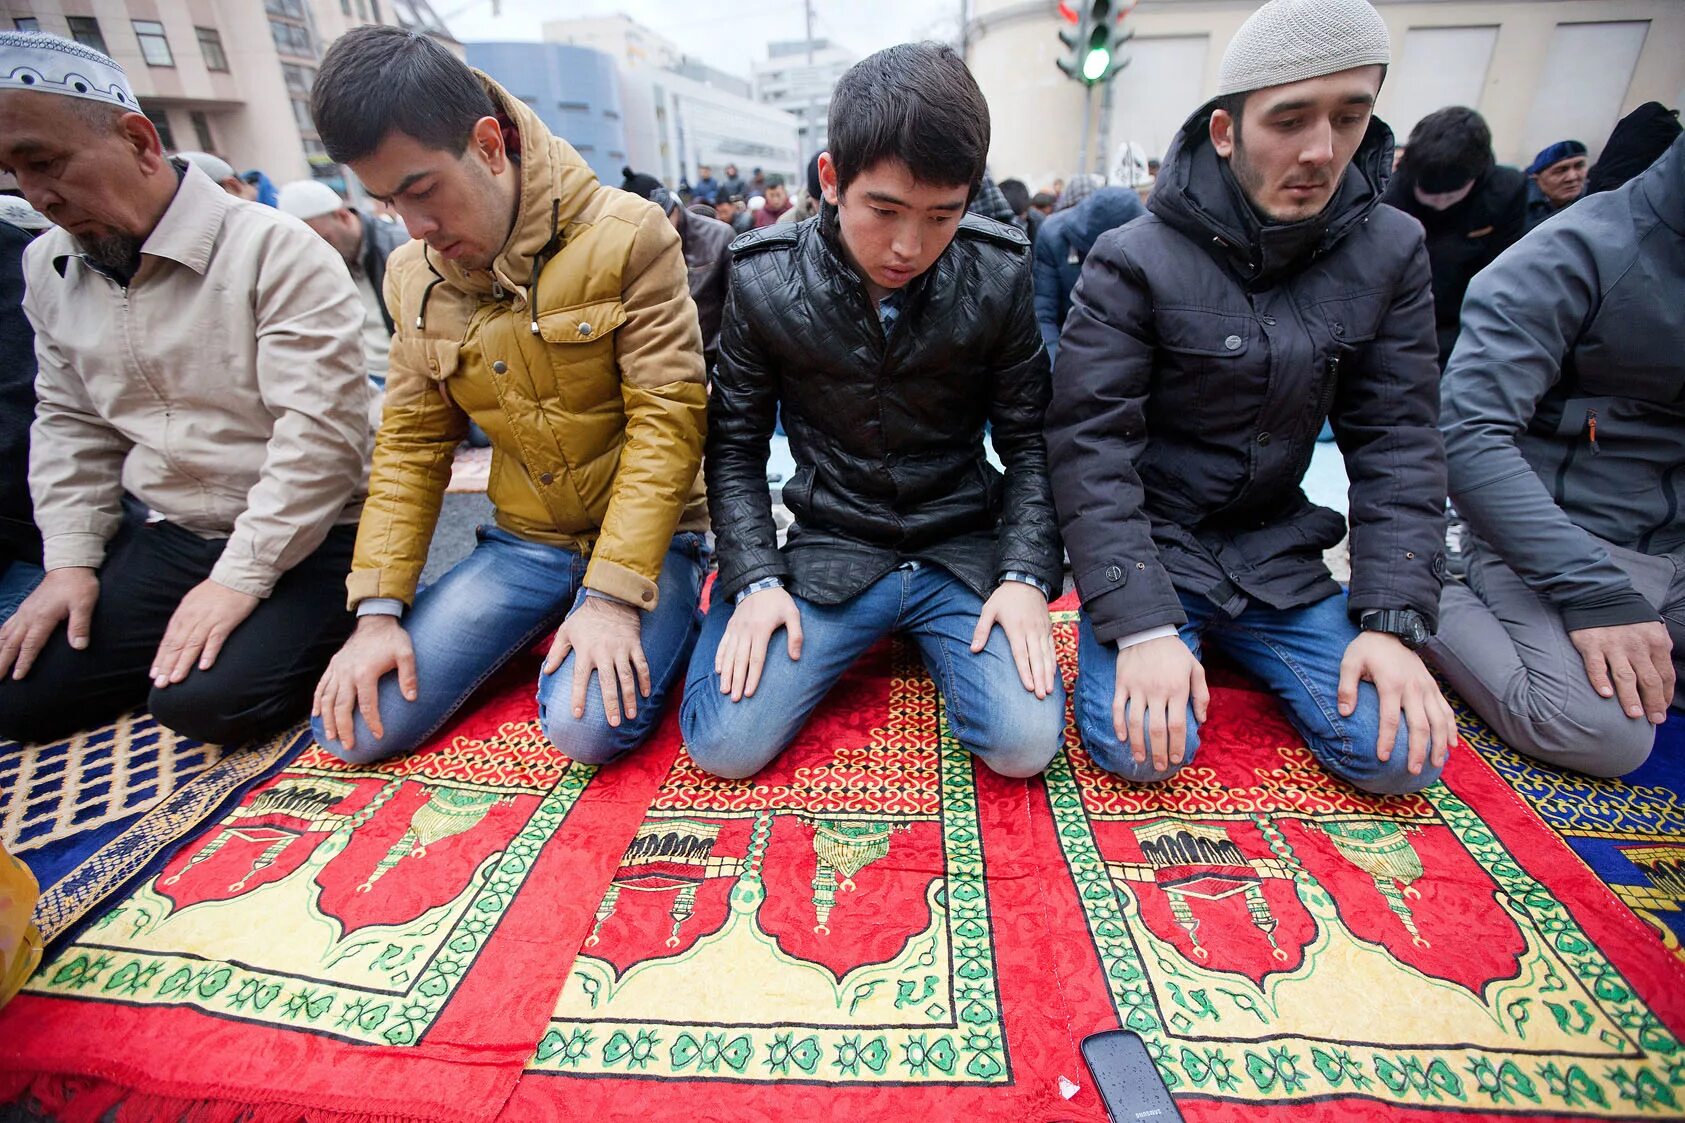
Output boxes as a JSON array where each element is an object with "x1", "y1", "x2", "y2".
[{"x1": 2, "y1": 604, "x2": 1682, "y2": 1122}]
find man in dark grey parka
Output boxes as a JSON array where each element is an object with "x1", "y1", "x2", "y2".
[
  {"x1": 1046, "y1": 0, "x2": 1457, "y2": 795},
  {"x1": 1429, "y1": 134, "x2": 1685, "y2": 778}
]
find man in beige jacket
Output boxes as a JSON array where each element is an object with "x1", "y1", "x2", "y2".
[{"x1": 0, "y1": 32, "x2": 371, "y2": 746}]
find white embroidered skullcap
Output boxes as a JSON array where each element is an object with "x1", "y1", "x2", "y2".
[
  {"x1": 1217, "y1": 0, "x2": 1391, "y2": 97},
  {"x1": 177, "y1": 151, "x2": 235, "y2": 183},
  {"x1": 0, "y1": 31, "x2": 136, "y2": 110},
  {"x1": 0, "y1": 194, "x2": 51, "y2": 230},
  {"x1": 277, "y1": 179, "x2": 347, "y2": 221}
]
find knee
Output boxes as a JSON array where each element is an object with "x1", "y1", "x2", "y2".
[
  {"x1": 1326, "y1": 718, "x2": 1445, "y2": 796},
  {"x1": 542, "y1": 701, "x2": 656, "y2": 767},
  {"x1": 149, "y1": 682, "x2": 252, "y2": 745},
  {"x1": 309, "y1": 714, "x2": 408, "y2": 767},
  {"x1": 678, "y1": 692, "x2": 778, "y2": 780},
  {"x1": 1538, "y1": 712, "x2": 1655, "y2": 778},
  {"x1": 957, "y1": 695, "x2": 1065, "y2": 779},
  {"x1": 0, "y1": 691, "x2": 76, "y2": 745},
  {"x1": 1075, "y1": 707, "x2": 1198, "y2": 783}
]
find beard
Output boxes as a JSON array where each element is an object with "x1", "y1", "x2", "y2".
[
  {"x1": 74, "y1": 229, "x2": 143, "y2": 276},
  {"x1": 1229, "y1": 141, "x2": 1331, "y2": 225}
]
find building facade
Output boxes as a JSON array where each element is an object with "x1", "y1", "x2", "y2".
[
  {"x1": 3, "y1": 0, "x2": 456, "y2": 191},
  {"x1": 465, "y1": 41, "x2": 628, "y2": 185},
  {"x1": 967, "y1": 0, "x2": 1685, "y2": 187},
  {"x1": 752, "y1": 37, "x2": 855, "y2": 168}
]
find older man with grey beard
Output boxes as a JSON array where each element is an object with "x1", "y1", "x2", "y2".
[{"x1": 0, "y1": 32, "x2": 370, "y2": 746}]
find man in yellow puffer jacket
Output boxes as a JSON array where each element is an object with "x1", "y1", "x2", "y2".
[{"x1": 307, "y1": 27, "x2": 708, "y2": 765}]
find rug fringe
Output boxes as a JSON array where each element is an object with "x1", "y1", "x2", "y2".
[{"x1": 4, "y1": 1072, "x2": 436, "y2": 1123}]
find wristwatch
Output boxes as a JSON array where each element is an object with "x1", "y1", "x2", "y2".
[{"x1": 1359, "y1": 609, "x2": 1431, "y2": 651}]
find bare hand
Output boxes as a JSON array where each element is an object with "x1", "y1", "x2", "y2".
[
  {"x1": 313, "y1": 615, "x2": 417, "y2": 751},
  {"x1": 151, "y1": 579, "x2": 260, "y2": 688},
  {"x1": 970, "y1": 581, "x2": 1057, "y2": 698},
  {"x1": 714, "y1": 586, "x2": 802, "y2": 702},
  {"x1": 544, "y1": 595, "x2": 648, "y2": 726},
  {"x1": 1570, "y1": 621, "x2": 1675, "y2": 724},
  {"x1": 1337, "y1": 631, "x2": 1457, "y2": 775},
  {"x1": 0, "y1": 567, "x2": 98, "y2": 680},
  {"x1": 1113, "y1": 635, "x2": 1208, "y2": 773}
]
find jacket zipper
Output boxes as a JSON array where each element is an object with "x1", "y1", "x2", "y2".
[{"x1": 1552, "y1": 407, "x2": 1598, "y2": 508}]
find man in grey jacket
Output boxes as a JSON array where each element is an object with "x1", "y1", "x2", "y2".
[{"x1": 1429, "y1": 134, "x2": 1684, "y2": 777}]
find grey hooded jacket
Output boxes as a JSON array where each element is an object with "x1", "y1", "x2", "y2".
[{"x1": 1441, "y1": 133, "x2": 1685, "y2": 633}]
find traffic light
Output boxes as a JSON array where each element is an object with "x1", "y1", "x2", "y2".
[{"x1": 1056, "y1": 0, "x2": 1133, "y2": 86}]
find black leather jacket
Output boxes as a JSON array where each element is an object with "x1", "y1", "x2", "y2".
[
  {"x1": 1048, "y1": 107, "x2": 1447, "y2": 643},
  {"x1": 707, "y1": 205, "x2": 1062, "y2": 605}
]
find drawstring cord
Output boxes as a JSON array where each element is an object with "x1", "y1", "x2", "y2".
[{"x1": 529, "y1": 198, "x2": 563, "y2": 335}]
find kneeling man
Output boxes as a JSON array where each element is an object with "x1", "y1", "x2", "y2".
[
  {"x1": 307, "y1": 27, "x2": 708, "y2": 765},
  {"x1": 0, "y1": 33, "x2": 370, "y2": 745},
  {"x1": 1046, "y1": 0, "x2": 1456, "y2": 794}
]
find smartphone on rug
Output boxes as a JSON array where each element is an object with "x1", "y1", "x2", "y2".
[{"x1": 1080, "y1": 1030, "x2": 1186, "y2": 1123}]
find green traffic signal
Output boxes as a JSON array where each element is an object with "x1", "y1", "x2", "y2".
[{"x1": 1082, "y1": 47, "x2": 1110, "y2": 82}]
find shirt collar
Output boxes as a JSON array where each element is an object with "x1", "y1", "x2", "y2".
[
  {"x1": 139, "y1": 161, "x2": 230, "y2": 274},
  {"x1": 50, "y1": 160, "x2": 229, "y2": 278}
]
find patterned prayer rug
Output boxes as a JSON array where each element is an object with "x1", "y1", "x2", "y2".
[
  {"x1": 0, "y1": 713, "x2": 300, "y2": 948},
  {"x1": 2, "y1": 611, "x2": 1682, "y2": 1122}
]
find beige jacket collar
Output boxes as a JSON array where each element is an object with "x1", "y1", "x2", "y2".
[{"x1": 52, "y1": 161, "x2": 231, "y2": 279}]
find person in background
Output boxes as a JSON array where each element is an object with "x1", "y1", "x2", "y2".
[
  {"x1": 720, "y1": 163, "x2": 746, "y2": 200},
  {"x1": 1429, "y1": 134, "x2": 1684, "y2": 778},
  {"x1": 1382, "y1": 107, "x2": 1526, "y2": 369},
  {"x1": 0, "y1": 32, "x2": 370, "y2": 746},
  {"x1": 1523, "y1": 140, "x2": 1587, "y2": 230},
  {"x1": 177, "y1": 151, "x2": 249, "y2": 199},
  {"x1": 778, "y1": 154, "x2": 823, "y2": 225},
  {"x1": 752, "y1": 175, "x2": 791, "y2": 227},
  {"x1": 277, "y1": 179, "x2": 410, "y2": 388},
  {"x1": 998, "y1": 177, "x2": 1036, "y2": 240},
  {"x1": 1046, "y1": 0, "x2": 1455, "y2": 795},
  {"x1": 693, "y1": 164, "x2": 721, "y2": 205},
  {"x1": 0, "y1": 196, "x2": 49, "y2": 625},
  {"x1": 1055, "y1": 172, "x2": 1103, "y2": 213},
  {"x1": 968, "y1": 172, "x2": 1017, "y2": 225},
  {"x1": 650, "y1": 185, "x2": 732, "y2": 373},
  {"x1": 1032, "y1": 185, "x2": 1145, "y2": 359},
  {"x1": 1585, "y1": 102, "x2": 1681, "y2": 196},
  {"x1": 240, "y1": 169, "x2": 278, "y2": 207},
  {"x1": 306, "y1": 26, "x2": 708, "y2": 768},
  {"x1": 685, "y1": 42, "x2": 1065, "y2": 782},
  {"x1": 1030, "y1": 190, "x2": 1056, "y2": 217},
  {"x1": 749, "y1": 167, "x2": 767, "y2": 197},
  {"x1": 1146, "y1": 157, "x2": 1161, "y2": 180}
]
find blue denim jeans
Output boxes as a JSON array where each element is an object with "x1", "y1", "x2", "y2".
[
  {"x1": 1075, "y1": 590, "x2": 1442, "y2": 795},
  {"x1": 0, "y1": 561, "x2": 43, "y2": 626},
  {"x1": 681, "y1": 566, "x2": 1066, "y2": 780},
  {"x1": 312, "y1": 527, "x2": 706, "y2": 765}
]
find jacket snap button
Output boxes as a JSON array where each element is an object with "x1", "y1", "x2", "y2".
[
  {"x1": 1104, "y1": 565, "x2": 1123, "y2": 582},
  {"x1": 1261, "y1": 315, "x2": 1276, "y2": 326},
  {"x1": 1224, "y1": 334, "x2": 1242, "y2": 351},
  {"x1": 491, "y1": 360, "x2": 507, "y2": 374},
  {"x1": 641, "y1": 590, "x2": 654, "y2": 603},
  {"x1": 577, "y1": 322, "x2": 593, "y2": 336},
  {"x1": 1406, "y1": 551, "x2": 1416, "y2": 559},
  {"x1": 1332, "y1": 322, "x2": 1345, "y2": 337},
  {"x1": 1257, "y1": 431, "x2": 1271, "y2": 445},
  {"x1": 539, "y1": 472, "x2": 554, "y2": 485}
]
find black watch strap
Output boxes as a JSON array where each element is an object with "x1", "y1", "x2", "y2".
[{"x1": 1360, "y1": 609, "x2": 1431, "y2": 651}]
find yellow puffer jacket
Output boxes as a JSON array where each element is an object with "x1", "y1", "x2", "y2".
[{"x1": 348, "y1": 73, "x2": 708, "y2": 611}]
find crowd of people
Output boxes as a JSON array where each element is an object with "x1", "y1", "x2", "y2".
[{"x1": 0, "y1": 0, "x2": 1679, "y2": 790}]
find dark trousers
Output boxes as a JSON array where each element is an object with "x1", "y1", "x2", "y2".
[{"x1": 0, "y1": 518, "x2": 356, "y2": 745}]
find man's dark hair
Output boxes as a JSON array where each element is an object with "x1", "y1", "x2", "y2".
[
  {"x1": 1030, "y1": 191, "x2": 1056, "y2": 209},
  {"x1": 826, "y1": 41, "x2": 989, "y2": 199},
  {"x1": 1402, "y1": 106, "x2": 1493, "y2": 192},
  {"x1": 997, "y1": 177, "x2": 1030, "y2": 216},
  {"x1": 312, "y1": 25, "x2": 497, "y2": 164}
]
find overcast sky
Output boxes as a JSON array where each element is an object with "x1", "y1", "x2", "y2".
[{"x1": 443, "y1": 0, "x2": 963, "y2": 79}]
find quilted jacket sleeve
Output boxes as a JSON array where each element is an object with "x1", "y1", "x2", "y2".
[
  {"x1": 1032, "y1": 228, "x2": 1064, "y2": 352},
  {"x1": 706, "y1": 262, "x2": 789, "y2": 602},
  {"x1": 1045, "y1": 228, "x2": 1187, "y2": 643},
  {"x1": 1333, "y1": 235, "x2": 1448, "y2": 627},
  {"x1": 584, "y1": 205, "x2": 709, "y2": 608},
  {"x1": 345, "y1": 250, "x2": 469, "y2": 609},
  {"x1": 988, "y1": 253, "x2": 1064, "y2": 592}
]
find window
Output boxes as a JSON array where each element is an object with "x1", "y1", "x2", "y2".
[
  {"x1": 269, "y1": 19, "x2": 312, "y2": 57},
  {"x1": 291, "y1": 97, "x2": 313, "y2": 131},
  {"x1": 190, "y1": 110, "x2": 214, "y2": 151},
  {"x1": 282, "y1": 63, "x2": 316, "y2": 95},
  {"x1": 264, "y1": 0, "x2": 306, "y2": 18},
  {"x1": 144, "y1": 106, "x2": 176, "y2": 150},
  {"x1": 66, "y1": 16, "x2": 107, "y2": 53},
  {"x1": 355, "y1": 0, "x2": 368, "y2": 18},
  {"x1": 132, "y1": 20, "x2": 173, "y2": 66},
  {"x1": 13, "y1": 18, "x2": 40, "y2": 31},
  {"x1": 340, "y1": 0, "x2": 351, "y2": 14},
  {"x1": 196, "y1": 27, "x2": 228, "y2": 72},
  {"x1": 370, "y1": 0, "x2": 381, "y2": 23}
]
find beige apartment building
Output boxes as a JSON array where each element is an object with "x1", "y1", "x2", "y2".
[
  {"x1": 3, "y1": 0, "x2": 456, "y2": 188},
  {"x1": 968, "y1": 0, "x2": 1685, "y2": 186}
]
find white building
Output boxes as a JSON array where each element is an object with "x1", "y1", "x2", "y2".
[
  {"x1": 542, "y1": 16, "x2": 800, "y2": 191},
  {"x1": 752, "y1": 38, "x2": 855, "y2": 167}
]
